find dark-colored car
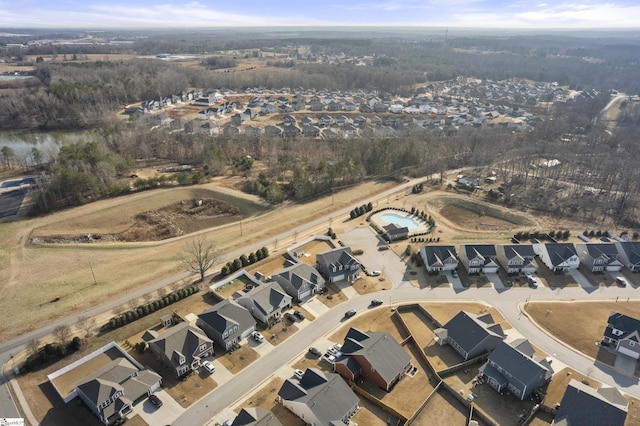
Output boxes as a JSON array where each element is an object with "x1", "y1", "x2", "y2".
[
  {"x1": 294, "y1": 310, "x2": 305, "y2": 321},
  {"x1": 344, "y1": 309, "x2": 356, "y2": 318},
  {"x1": 370, "y1": 299, "x2": 383, "y2": 306},
  {"x1": 149, "y1": 394, "x2": 163, "y2": 408},
  {"x1": 309, "y1": 347, "x2": 322, "y2": 357},
  {"x1": 286, "y1": 313, "x2": 297, "y2": 322}
]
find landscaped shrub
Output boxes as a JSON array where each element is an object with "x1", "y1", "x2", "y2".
[
  {"x1": 69, "y1": 337, "x2": 82, "y2": 351},
  {"x1": 56, "y1": 345, "x2": 67, "y2": 357}
]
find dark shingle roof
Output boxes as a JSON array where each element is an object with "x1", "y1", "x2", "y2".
[
  {"x1": 316, "y1": 247, "x2": 360, "y2": 271},
  {"x1": 485, "y1": 340, "x2": 553, "y2": 395},
  {"x1": 198, "y1": 299, "x2": 256, "y2": 335},
  {"x1": 617, "y1": 241, "x2": 640, "y2": 265},
  {"x1": 420, "y1": 246, "x2": 458, "y2": 267},
  {"x1": 273, "y1": 263, "x2": 323, "y2": 291},
  {"x1": 544, "y1": 243, "x2": 578, "y2": 267},
  {"x1": 553, "y1": 379, "x2": 627, "y2": 426},
  {"x1": 499, "y1": 244, "x2": 536, "y2": 260},
  {"x1": 604, "y1": 312, "x2": 640, "y2": 341},
  {"x1": 148, "y1": 322, "x2": 212, "y2": 367},
  {"x1": 232, "y1": 407, "x2": 283, "y2": 426},
  {"x1": 444, "y1": 311, "x2": 505, "y2": 354},
  {"x1": 462, "y1": 244, "x2": 498, "y2": 265}
]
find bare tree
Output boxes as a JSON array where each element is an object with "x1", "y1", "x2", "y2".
[
  {"x1": 77, "y1": 315, "x2": 96, "y2": 337},
  {"x1": 26, "y1": 338, "x2": 40, "y2": 358},
  {"x1": 53, "y1": 325, "x2": 72, "y2": 346},
  {"x1": 183, "y1": 237, "x2": 220, "y2": 282}
]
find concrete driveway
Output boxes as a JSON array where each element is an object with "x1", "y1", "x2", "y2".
[
  {"x1": 614, "y1": 353, "x2": 638, "y2": 377},
  {"x1": 132, "y1": 389, "x2": 184, "y2": 426},
  {"x1": 339, "y1": 226, "x2": 409, "y2": 288},
  {"x1": 569, "y1": 269, "x2": 597, "y2": 291},
  {"x1": 486, "y1": 272, "x2": 506, "y2": 291}
]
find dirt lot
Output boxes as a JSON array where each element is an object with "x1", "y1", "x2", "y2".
[{"x1": 524, "y1": 301, "x2": 640, "y2": 360}]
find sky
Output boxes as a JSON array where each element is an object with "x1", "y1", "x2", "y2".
[{"x1": 2, "y1": 1, "x2": 640, "y2": 29}]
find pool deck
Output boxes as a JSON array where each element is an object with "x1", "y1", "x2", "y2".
[{"x1": 370, "y1": 209, "x2": 431, "y2": 234}]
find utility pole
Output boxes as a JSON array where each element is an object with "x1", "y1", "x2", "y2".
[{"x1": 89, "y1": 262, "x2": 97, "y2": 285}]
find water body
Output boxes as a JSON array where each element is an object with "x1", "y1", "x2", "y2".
[{"x1": 380, "y1": 213, "x2": 419, "y2": 230}]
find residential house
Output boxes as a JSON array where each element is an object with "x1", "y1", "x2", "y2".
[
  {"x1": 334, "y1": 328, "x2": 411, "y2": 391},
  {"x1": 230, "y1": 113, "x2": 248, "y2": 126},
  {"x1": 602, "y1": 312, "x2": 640, "y2": 359},
  {"x1": 193, "y1": 95, "x2": 215, "y2": 106},
  {"x1": 576, "y1": 243, "x2": 623, "y2": 272},
  {"x1": 237, "y1": 282, "x2": 292, "y2": 325},
  {"x1": 75, "y1": 358, "x2": 162, "y2": 425},
  {"x1": 302, "y1": 124, "x2": 321, "y2": 137},
  {"x1": 316, "y1": 247, "x2": 362, "y2": 283},
  {"x1": 310, "y1": 101, "x2": 325, "y2": 111},
  {"x1": 245, "y1": 126, "x2": 262, "y2": 137},
  {"x1": 353, "y1": 116, "x2": 367, "y2": 128},
  {"x1": 231, "y1": 407, "x2": 283, "y2": 426},
  {"x1": 321, "y1": 129, "x2": 338, "y2": 140},
  {"x1": 283, "y1": 123, "x2": 302, "y2": 137},
  {"x1": 533, "y1": 243, "x2": 580, "y2": 272},
  {"x1": 340, "y1": 124, "x2": 358, "y2": 138},
  {"x1": 282, "y1": 114, "x2": 297, "y2": 124},
  {"x1": 496, "y1": 244, "x2": 538, "y2": 275},
  {"x1": 277, "y1": 369, "x2": 360, "y2": 426},
  {"x1": 479, "y1": 339, "x2": 553, "y2": 400},
  {"x1": 223, "y1": 125, "x2": 240, "y2": 137},
  {"x1": 553, "y1": 379, "x2": 628, "y2": 426},
  {"x1": 244, "y1": 108, "x2": 258, "y2": 120},
  {"x1": 272, "y1": 262, "x2": 325, "y2": 302},
  {"x1": 358, "y1": 104, "x2": 373, "y2": 113},
  {"x1": 419, "y1": 246, "x2": 459, "y2": 273},
  {"x1": 264, "y1": 125, "x2": 283, "y2": 137},
  {"x1": 373, "y1": 103, "x2": 389, "y2": 113},
  {"x1": 144, "y1": 322, "x2": 214, "y2": 378},
  {"x1": 459, "y1": 244, "x2": 500, "y2": 274},
  {"x1": 437, "y1": 311, "x2": 505, "y2": 360},
  {"x1": 614, "y1": 241, "x2": 640, "y2": 272},
  {"x1": 198, "y1": 122, "x2": 219, "y2": 136},
  {"x1": 196, "y1": 300, "x2": 256, "y2": 352},
  {"x1": 197, "y1": 108, "x2": 219, "y2": 120},
  {"x1": 316, "y1": 114, "x2": 334, "y2": 127},
  {"x1": 260, "y1": 103, "x2": 277, "y2": 114},
  {"x1": 300, "y1": 116, "x2": 315, "y2": 127}
]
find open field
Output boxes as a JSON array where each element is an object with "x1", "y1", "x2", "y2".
[
  {"x1": 524, "y1": 301, "x2": 640, "y2": 360},
  {"x1": 0, "y1": 178, "x2": 396, "y2": 341},
  {"x1": 412, "y1": 389, "x2": 472, "y2": 426}
]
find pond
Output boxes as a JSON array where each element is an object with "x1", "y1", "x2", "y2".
[{"x1": 380, "y1": 213, "x2": 420, "y2": 230}]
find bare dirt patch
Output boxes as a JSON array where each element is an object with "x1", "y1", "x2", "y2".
[{"x1": 524, "y1": 301, "x2": 640, "y2": 360}]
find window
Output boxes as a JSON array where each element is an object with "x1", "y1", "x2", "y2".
[{"x1": 199, "y1": 343, "x2": 207, "y2": 352}]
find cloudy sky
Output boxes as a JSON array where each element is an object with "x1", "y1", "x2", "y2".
[{"x1": 2, "y1": 1, "x2": 640, "y2": 29}]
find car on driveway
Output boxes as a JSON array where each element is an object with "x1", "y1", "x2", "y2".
[
  {"x1": 344, "y1": 309, "x2": 356, "y2": 319},
  {"x1": 293, "y1": 310, "x2": 305, "y2": 321},
  {"x1": 293, "y1": 369, "x2": 304, "y2": 380},
  {"x1": 370, "y1": 270, "x2": 381, "y2": 276},
  {"x1": 452, "y1": 269, "x2": 458, "y2": 278},
  {"x1": 202, "y1": 360, "x2": 215, "y2": 374},
  {"x1": 252, "y1": 331, "x2": 264, "y2": 342},
  {"x1": 286, "y1": 313, "x2": 297, "y2": 322},
  {"x1": 327, "y1": 347, "x2": 342, "y2": 357},
  {"x1": 322, "y1": 353, "x2": 336, "y2": 364},
  {"x1": 149, "y1": 394, "x2": 163, "y2": 408},
  {"x1": 308, "y1": 347, "x2": 322, "y2": 357},
  {"x1": 616, "y1": 277, "x2": 628, "y2": 287},
  {"x1": 371, "y1": 298, "x2": 383, "y2": 306}
]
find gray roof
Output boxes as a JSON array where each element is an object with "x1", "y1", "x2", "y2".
[
  {"x1": 273, "y1": 262, "x2": 324, "y2": 292},
  {"x1": 337, "y1": 328, "x2": 410, "y2": 385},
  {"x1": 76, "y1": 358, "x2": 161, "y2": 419},
  {"x1": 544, "y1": 243, "x2": 578, "y2": 267},
  {"x1": 420, "y1": 245, "x2": 458, "y2": 267},
  {"x1": 616, "y1": 241, "x2": 640, "y2": 265},
  {"x1": 498, "y1": 244, "x2": 536, "y2": 261},
  {"x1": 484, "y1": 340, "x2": 553, "y2": 395},
  {"x1": 147, "y1": 322, "x2": 212, "y2": 367},
  {"x1": 461, "y1": 244, "x2": 498, "y2": 265},
  {"x1": 238, "y1": 282, "x2": 291, "y2": 317},
  {"x1": 444, "y1": 311, "x2": 505, "y2": 354},
  {"x1": 316, "y1": 247, "x2": 360, "y2": 272},
  {"x1": 278, "y1": 369, "x2": 359, "y2": 426},
  {"x1": 232, "y1": 407, "x2": 283, "y2": 426},
  {"x1": 604, "y1": 312, "x2": 640, "y2": 342},
  {"x1": 198, "y1": 299, "x2": 256, "y2": 335},
  {"x1": 576, "y1": 243, "x2": 621, "y2": 265},
  {"x1": 553, "y1": 379, "x2": 627, "y2": 426}
]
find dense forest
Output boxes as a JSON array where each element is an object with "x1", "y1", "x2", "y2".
[{"x1": 1, "y1": 29, "x2": 640, "y2": 226}]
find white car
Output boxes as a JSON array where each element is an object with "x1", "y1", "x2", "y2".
[
  {"x1": 252, "y1": 331, "x2": 264, "y2": 342},
  {"x1": 327, "y1": 347, "x2": 342, "y2": 358},
  {"x1": 323, "y1": 353, "x2": 336, "y2": 364},
  {"x1": 202, "y1": 360, "x2": 215, "y2": 374},
  {"x1": 293, "y1": 369, "x2": 304, "y2": 380},
  {"x1": 370, "y1": 270, "x2": 381, "y2": 276}
]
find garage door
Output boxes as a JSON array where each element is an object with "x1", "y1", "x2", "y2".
[
  {"x1": 332, "y1": 274, "x2": 345, "y2": 282},
  {"x1": 299, "y1": 289, "x2": 312, "y2": 300}
]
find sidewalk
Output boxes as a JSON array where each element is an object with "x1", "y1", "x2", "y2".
[{"x1": 2, "y1": 362, "x2": 38, "y2": 426}]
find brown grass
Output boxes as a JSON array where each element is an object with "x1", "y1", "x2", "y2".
[
  {"x1": 412, "y1": 389, "x2": 470, "y2": 426},
  {"x1": 328, "y1": 308, "x2": 409, "y2": 343},
  {"x1": 235, "y1": 377, "x2": 304, "y2": 426},
  {"x1": 420, "y1": 302, "x2": 512, "y2": 331},
  {"x1": 217, "y1": 345, "x2": 259, "y2": 374},
  {"x1": 317, "y1": 282, "x2": 349, "y2": 309},
  {"x1": 524, "y1": 301, "x2": 640, "y2": 359}
]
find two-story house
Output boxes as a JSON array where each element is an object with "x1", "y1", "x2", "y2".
[
  {"x1": 272, "y1": 262, "x2": 325, "y2": 302},
  {"x1": 334, "y1": 328, "x2": 411, "y2": 392},
  {"x1": 613, "y1": 241, "x2": 640, "y2": 272},
  {"x1": 496, "y1": 244, "x2": 538, "y2": 275},
  {"x1": 553, "y1": 379, "x2": 628, "y2": 426},
  {"x1": 75, "y1": 358, "x2": 162, "y2": 425},
  {"x1": 533, "y1": 243, "x2": 580, "y2": 272},
  {"x1": 196, "y1": 299, "x2": 256, "y2": 352},
  {"x1": 231, "y1": 407, "x2": 283, "y2": 426},
  {"x1": 459, "y1": 244, "x2": 499, "y2": 274},
  {"x1": 237, "y1": 282, "x2": 292, "y2": 325},
  {"x1": 479, "y1": 339, "x2": 553, "y2": 401},
  {"x1": 602, "y1": 312, "x2": 640, "y2": 359},
  {"x1": 436, "y1": 311, "x2": 505, "y2": 360},
  {"x1": 144, "y1": 322, "x2": 214, "y2": 378},
  {"x1": 316, "y1": 247, "x2": 361, "y2": 283},
  {"x1": 576, "y1": 243, "x2": 623, "y2": 272},
  {"x1": 419, "y1": 245, "x2": 459, "y2": 273},
  {"x1": 277, "y1": 369, "x2": 360, "y2": 426}
]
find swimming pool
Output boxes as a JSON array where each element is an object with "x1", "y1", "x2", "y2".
[{"x1": 380, "y1": 213, "x2": 419, "y2": 230}]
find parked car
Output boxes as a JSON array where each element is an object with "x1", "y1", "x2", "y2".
[
  {"x1": 616, "y1": 277, "x2": 628, "y2": 287},
  {"x1": 370, "y1": 270, "x2": 381, "y2": 277},
  {"x1": 452, "y1": 269, "x2": 458, "y2": 278},
  {"x1": 293, "y1": 369, "x2": 304, "y2": 380},
  {"x1": 149, "y1": 394, "x2": 163, "y2": 408},
  {"x1": 344, "y1": 309, "x2": 356, "y2": 318},
  {"x1": 371, "y1": 298, "x2": 383, "y2": 306},
  {"x1": 294, "y1": 310, "x2": 305, "y2": 321},
  {"x1": 529, "y1": 279, "x2": 539, "y2": 288},
  {"x1": 202, "y1": 360, "x2": 216, "y2": 374},
  {"x1": 286, "y1": 313, "x2": 297, "y2": 322},
  {"x1": 333, "y1": 343, "x2": 343, "y2": 352},
  {"x1": 308, "y1": 347, "x2": 322, "y2": 357},
  {"x1": 327, "y1": 347, "x2": 342, "y2": 358},
  {"x1": 252, "y1": 331, "x2": 264, "y2": 342},
  {"x1": 322, "y1": 353, "x2": 336, "y2": 364}
]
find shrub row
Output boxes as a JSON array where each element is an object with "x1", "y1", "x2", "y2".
[
  {"x1": 105, "y1": 285, "x2": 199, "y2": 330},
  {"x1": 220, "y1": 247, "x2": 269, "y2": 277},
  {"x1": 350, "y1": 202, "x2": 373, "y2": 219},
  {"x1": 515, "y1": 230, "x2": 570, "y2": 241},
  {"x1": 411, "y1": 183, "x2": 425, "y2": 194},
  {"x1": 22, "y1": 337, "x2": 82, "y2": 372}
]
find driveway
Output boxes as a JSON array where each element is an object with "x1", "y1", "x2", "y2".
[
  {"x1": 614, "y1": 353, "x2": 638, "y2": 377},
  {"x1": 339, "y1": 226, "x2": 408, "y2": 288},
  {"x1": 444, "y1": 271, "x2": 464, "y2": 291},
  {"x1": 486, "y1": 272, "x2": 506, "y2": 291},
  {"x1": 131, "y1": 389, "x2": 184, "y2": 425},
  {"x1": 569, "y1": 269, "x2": 597, "y2": 290}
]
